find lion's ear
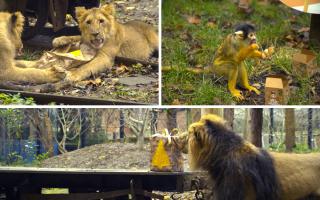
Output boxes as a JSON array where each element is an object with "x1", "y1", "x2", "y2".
[
  {"x1": 11, "y1": 12, "x2": 24, "y2": 28},
  {"x1": 10, "y1": 12, "x2": 24, "y2": 34},
  {"x1": 75, "y1": 7, "x2": 87, "y2": 20},
  {"x1": 101, "y1": 4, "x2": 115, "y2": 16}
]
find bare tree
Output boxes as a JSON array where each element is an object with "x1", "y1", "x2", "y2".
[
  {"x1": 124, "y1": 109, "x2": 151, "y2": 150},
  {"x1": 53, "y1": 108, "x2": 88, "y2": 153},
  {"x1": 285, "y1": 108, "x2": 295, "y2": 152}
]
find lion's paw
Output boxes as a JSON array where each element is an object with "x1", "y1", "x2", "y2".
[
  {"x1": 49, "y1": 66, "x2": 66, "y2": 80},
  {"x1": 52, "y1": 36, "x2": 70, "y2": 48}
]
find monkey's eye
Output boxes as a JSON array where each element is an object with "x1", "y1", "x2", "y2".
[
  {"x1": 86, "y1": 20, "x2": 91, "y2": 25},
  {"x1": 99, "y1": 19, "x2": 105, "y2": 23}
]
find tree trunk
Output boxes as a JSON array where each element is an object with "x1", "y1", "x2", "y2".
[
  {"x1": 151, "y1": 109, "x2": 158, "y2": 135},
  {"x1": 119, "y1": 110, "x2": 125, "y2": 142},
  {"x1": 79, "y1": 108, "x2": 89, "y2": 148},
  {"x1": 26, "y1": 109, "x2": 56, "y2": 156},
  {"x1": 167, "y1": 109, "x2": 178, "y2": 131},
  {"x1": 243, "y1": 108, "x2": 250, "y2": 140},
  {"x1": 285, "y1": 108, "x2": 295, "y2": 152},
  {"x1": 308, "y1": 108, "x2": 313, "y2": 149},
  {"x1": 223, "y1": 108, "x2": 234, "y2": 130},
  {"x1": 250, "y1": 108, "x2": 263, "y2": 147},
  {"x1": 201, "y1": 108, "x2": 223, "y2": 117},
  {"x1": 269, "y1": 108, "x2": 274, "y2": 145}
]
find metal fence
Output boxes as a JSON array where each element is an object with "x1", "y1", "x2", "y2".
[{"x1": 0, "y1": 139, "x2": 59, "y2": 163}]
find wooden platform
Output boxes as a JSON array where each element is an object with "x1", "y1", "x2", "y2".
[{"x1": 0, "y1": 167, "x2": 199, "y2": 200}]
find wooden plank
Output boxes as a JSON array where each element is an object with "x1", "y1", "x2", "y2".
[
  {"x1": 21, "y1": 189, "x2": 130, "y2": 200},
  {"x1": 0, "y1": 89, "x2": 146, "y2": 105},
  {"x1": 0, "y1": 166, "x2": 196, "y2": 175}
]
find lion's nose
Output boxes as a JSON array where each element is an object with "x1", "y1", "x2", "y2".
[{"x1": 92, "y1": 32, "x2": 100, "y2": 37}]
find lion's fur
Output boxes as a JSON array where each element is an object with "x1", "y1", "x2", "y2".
[
  {"x1": 51, "y1": 4, "x2": 158, "y2": 82},
  {"x1": 188, "y1": 114, "x2": 320, "y2": 200},
  {"x1": 0, "y1": 11, "x2": 65, "y2": 83}
]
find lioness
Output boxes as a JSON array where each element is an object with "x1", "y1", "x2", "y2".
[
  {"x1": 52, "y1": 4, "x2": 158, "y2": 82},
  {"x1": 0, "y1": 11, "x2": 65, "y2": 84}
]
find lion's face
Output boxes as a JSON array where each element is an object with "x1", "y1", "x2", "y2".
[
  {"x1": 188, "y1": 115, "x2": 226, "y2": 170},
  {"x1": 0, "y1": 11, "x2": 24, "y2": 56},
  {"x1": 188, "y1": 121, "x2": 212, "y2": 170},
  {"x1": 76, "y1": 4, "x2": 116, "y2": 50}
]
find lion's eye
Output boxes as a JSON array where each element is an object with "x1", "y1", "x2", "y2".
[
  {"x1": 86, "y1": 20, "x2": 91, "y2": 25},
  {"x1": 99, "y1": 19, "x2": 105, "y2": 23}
]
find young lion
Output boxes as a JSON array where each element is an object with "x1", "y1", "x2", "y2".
[
  {"x1": 52, "y1": 4, "x2": 158, "y2": 82},
  {"x1": 0, "y1": 11, "x2": 65, "y2": 84}
]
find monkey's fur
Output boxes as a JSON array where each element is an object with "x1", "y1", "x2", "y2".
[{"x1": 188, "y1": 114, "x2": 320, "y2": 200}]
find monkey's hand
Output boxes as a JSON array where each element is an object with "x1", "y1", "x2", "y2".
[
  {"x1": 250, "y1": 43, "x2": 259, "y2": 50},
  {"x1": 263, "y1": 47, "x2": 275, "y2": 58},
  {"x1": 230, "y1": 89, "x2": 244, "y2": 101}
]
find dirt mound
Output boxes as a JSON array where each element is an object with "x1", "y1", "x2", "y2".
[{"x1": 40, "y1": 143, "x2": 150, "y2": 169}]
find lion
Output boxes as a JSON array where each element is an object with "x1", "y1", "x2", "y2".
[
  {"x1": 0, "y1": 11, "x2": 65, "y2": 84},
  {"x1": 49, "y1": 4, "x2": 158, "y2": 82},
  {"x1": 188, "y1": 114, "x2": 320, "y2": 200}
]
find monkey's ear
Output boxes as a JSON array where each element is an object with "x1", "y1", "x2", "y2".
[
  {"x1": 75, "y1": 7, "x2": 87, "y2": 20},
  {"x1": 234, "y1": 30, "x2": 244, "y2": 36}
]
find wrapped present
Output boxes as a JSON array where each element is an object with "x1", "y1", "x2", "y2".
[{"x1": 150, "y1": 133, "x2": 184, "y2": 172}]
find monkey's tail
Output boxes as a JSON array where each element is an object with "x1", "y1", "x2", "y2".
[{"x1": 162, "y1": 66, "x2": 211, "y2": 74}]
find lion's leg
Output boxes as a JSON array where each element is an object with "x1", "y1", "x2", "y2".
[
  {"x1": 15, "y1": 60, "x2": 38, "y2": 68},
  {"x1": 52, "y1": 35, "x2": 81, "y2": 48},
  {"x1": 66, "y1": 55, "x2": 114, "y2": 82},
  {"x1": 6, "y1": 66, "x2": 65, "y2": 84}
]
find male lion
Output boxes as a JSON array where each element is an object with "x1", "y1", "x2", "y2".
[
  {"x1": 0, "y1": 11, "x2": 65, "y2": 84},
  {"x1": 52, "y1": 4, "x2": 158, "y2": 82},
  {"x1": 188, "y1": 114, "x2": 320, "y2": 200}
]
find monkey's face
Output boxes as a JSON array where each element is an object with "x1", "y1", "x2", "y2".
[
  {"x1": 235, "y1": 30, "x2": 257, "y2": 45},
  {"x1": 247, "y1": 32, "x2": 257, "y2": 44}
]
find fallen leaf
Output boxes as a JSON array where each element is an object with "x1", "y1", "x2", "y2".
[
  {"x1": 187, "y1": 15, "x2": 201, "y2": 25},
  {"x1": 172, "y1": 99, "x2": 181, "y2": 105}
]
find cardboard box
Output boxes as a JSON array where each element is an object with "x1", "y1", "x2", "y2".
[
  {"x1": 150, "y1": 135, "x2": 184, "y2": 172},
  {"x1": 292, "y1": 49, "x2": 318, "y2": 77},
  {"x1": 265, "y1": 76, "x2": 289, "y2": 105},
  {"x1": 238, "y1": 0, "x2": 250, "y2": 9}
]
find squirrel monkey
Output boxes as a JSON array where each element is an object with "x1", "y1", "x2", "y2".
[
  {"x1": 210, "y1": 23, "x2": 273, "y2": 100},
  {"x1": 163, "y1": 23, "x2": 274, "y2": 100}
]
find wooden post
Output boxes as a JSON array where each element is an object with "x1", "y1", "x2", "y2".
[{"x1": 310, "y1": 14, "x2": 320, "y2": 47}]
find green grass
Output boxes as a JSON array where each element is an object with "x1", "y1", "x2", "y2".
[
  {"x1": 162, "y1": 0, "x2": 316, "y2": 105},
  {"x1": 0, "y1": 93, "x2": 35, "y2": 105}
]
